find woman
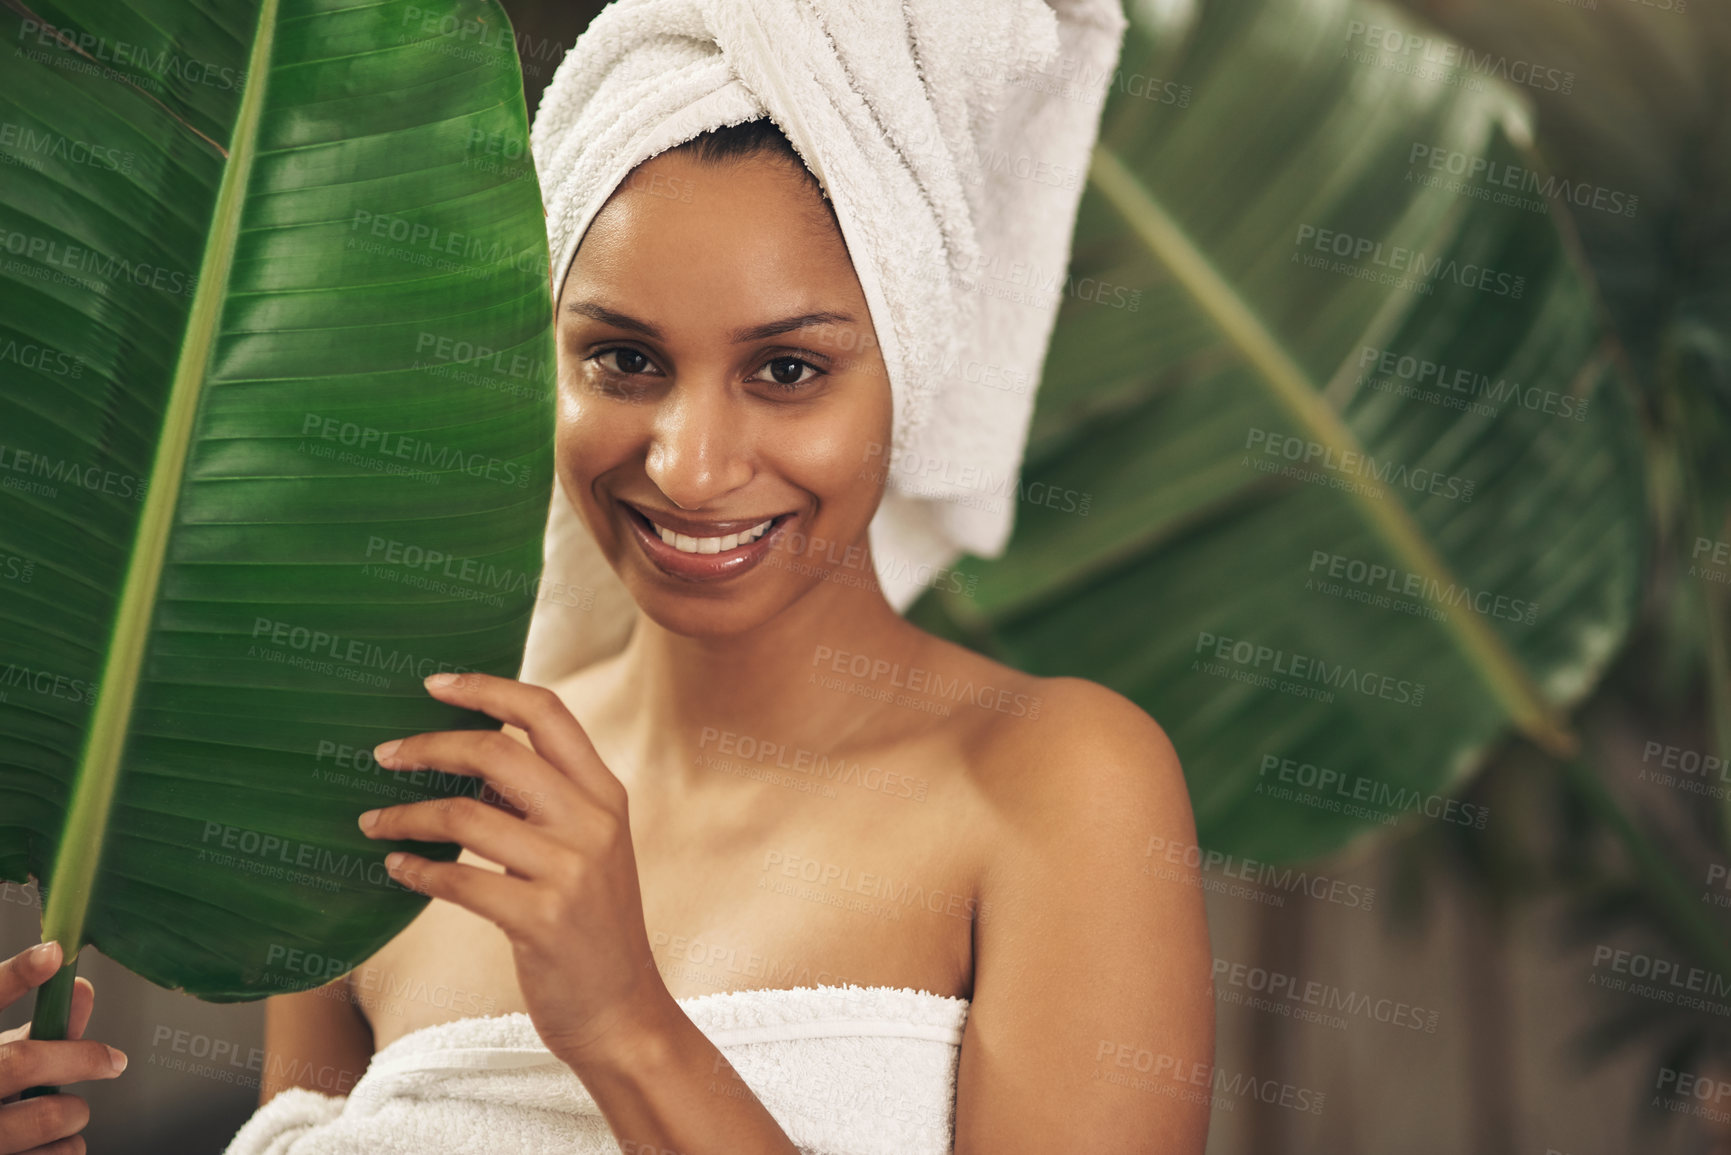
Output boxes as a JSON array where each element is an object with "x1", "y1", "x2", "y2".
[{"x1": 238, "y1": 4, "x2": 1214, "y2": 1154}]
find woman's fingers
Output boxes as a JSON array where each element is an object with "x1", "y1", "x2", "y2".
[
  {"x1": 374, "y1": 728, "x2": 576, "y2": 825},
  {"x1": 0, "y1": 1090, "x2": 89, "y2": 1154},
  {"x1": 377, "y1": 854, "x2": 539, "y2": 936},
  {"x1": 0, "y1": 945, "x2": 60, "y2": 1015},
  {"x1": 0, "y1": 1032, "x2": 123, "y2": 1108},
  {"x1": 361, "y1": 795, "x2": 577, "y2": 881},
  {"x1": 21, "y1": 1135, "x2": 86, "y2": 1155},
  {"x1": 419, "y1": 674, "x2": 625, "y2": 808},
  {"x1": 0, "y1": 1039, "x2": 125, "y2": 1102},
  {"x1": 63, "y1": 981, "x2": 94, "y2": 1045}
]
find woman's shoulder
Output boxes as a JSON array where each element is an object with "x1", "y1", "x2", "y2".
[{"x1": 921, "y1": 634, "x2": 1186, "y2": 822}]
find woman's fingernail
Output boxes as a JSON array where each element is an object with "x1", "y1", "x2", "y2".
[
  {"x1": 28, "y1": 941, "x2": 58, "y2": 968},
  {"x1": 373, "y1": 739, "x2": 401, "y2": 764},
  {"x1": 107, "y1": 1046, "x2": 127, "y2": 1073},
  {"x1": 425, "y1": 672, "x2": 458, "y2": 690},
  {"x1": 358, "y1": 809, "x2": 380, "y2": 832}
]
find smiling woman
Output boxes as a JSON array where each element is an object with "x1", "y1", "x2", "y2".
[
  {"x1": 556, "y1": 137, "x2": 895, "y2": 630},
  {"x1": 227, "y1": 2, "x2": 1212, "y2": 1155}
]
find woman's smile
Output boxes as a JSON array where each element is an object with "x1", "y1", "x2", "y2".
[{"x1": 618, "y1": 498, "x2": 799, "y2": 582}]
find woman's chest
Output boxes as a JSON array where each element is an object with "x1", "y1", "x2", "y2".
[{"x1": 355, "y1": 778, "x2": 986, "y2": 1052}]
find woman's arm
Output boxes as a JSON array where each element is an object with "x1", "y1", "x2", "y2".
[
  {"x1": 257, "y1": 976, "x2": 373, "y2": 1107},
  {"x1": 955, "y1": 677, "x2": 1215, "y2": 1155},
  {"x1": 357, "y1": 672, "x2": 803, "y2": 1154},
  {"x1": 554, "y1": 991, "x2": 802, "y2": 1155}
]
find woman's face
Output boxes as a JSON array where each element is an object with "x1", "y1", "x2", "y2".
[{"x1": 555, "y1": 148, "x2": 893, "y2": 638}]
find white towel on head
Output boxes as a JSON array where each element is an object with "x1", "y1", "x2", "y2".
[
  {"x1": 519, "y1": 0, "x2": 1128, "y2": 685},
  {"x1": 220, "y1": 984, "x2": 971, "y2": 1155}
]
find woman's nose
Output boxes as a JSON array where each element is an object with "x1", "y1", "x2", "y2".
[{"x1": 643, "y1": 380, "x2": 753, "y2": 509}]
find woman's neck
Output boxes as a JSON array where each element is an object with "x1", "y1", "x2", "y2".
[{"x1": 603, "y1": 567, "x2": 933, "y2": 791}]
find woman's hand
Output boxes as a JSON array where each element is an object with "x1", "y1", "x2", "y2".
[
  {"x1": 0, "y1": 941, "x2": 127, "y2": 1155},
  {"x1": 357, "y1": 671, "x2": 673, "y2": 1070}
]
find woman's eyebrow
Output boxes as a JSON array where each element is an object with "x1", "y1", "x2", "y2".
[
  {"x1": 728, "y1": 311, "x2": 856, "y2": 343},
  {"x1": 565, "y1": 300, "x2": 662, "y2": 338},
  {"x1": 563, "y1": 302, "x2": 856, "y2": 344}
]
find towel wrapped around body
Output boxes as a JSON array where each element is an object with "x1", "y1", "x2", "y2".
[{"x1": 222, "y1": 984, "x2": 971, "y2": 1155}]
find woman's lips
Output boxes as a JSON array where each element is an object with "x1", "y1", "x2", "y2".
[{"x1": 621, "y1": 502, "x2": 796, "y2": 583}]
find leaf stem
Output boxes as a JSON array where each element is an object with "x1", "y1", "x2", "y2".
[
  {"x1": 1087, "y1": 145, "x2": 1577, "y2": 759},
  {"x1": 32, "y1": 0, "x2": 279, "y2": 1037}
]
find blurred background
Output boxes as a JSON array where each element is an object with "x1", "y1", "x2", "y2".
[{"x1": 3, "y1": 0, "x2": 1728, "y2": 1151}]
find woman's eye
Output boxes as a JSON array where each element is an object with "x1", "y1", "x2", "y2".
[
  {"x1": 754, "y1": 356, "x2": 820, "y2": 389},
  {"x1": 593, "y1": 347, "x2": 657, "y2": 376}
]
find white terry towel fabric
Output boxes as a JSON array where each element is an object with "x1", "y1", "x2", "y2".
[
  {"x1": 518, "y1": 0, "x2": 1128, "y2": 685},
  {"x1": 222, "y1": 984, "x2": 970, "y2": 1155}
]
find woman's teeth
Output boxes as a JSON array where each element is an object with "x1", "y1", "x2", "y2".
[{"x1": 651, "y1": 518, "x2": 773, "y2": 555}]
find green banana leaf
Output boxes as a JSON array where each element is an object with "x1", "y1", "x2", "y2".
[
  {"x1": 911, "y1": 0, "x2": 1648, "y2": 863},
  {"x1": 0, "y1": 0, "x2": 555, "y2": 1029}
]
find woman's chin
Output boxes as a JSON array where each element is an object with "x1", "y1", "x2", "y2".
[{"x1": 623, "y1": 578, "x2": 802, "y2": 639}]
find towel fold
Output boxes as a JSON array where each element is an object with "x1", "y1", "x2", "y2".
[
  {"x1": 519, "y1": 0, "x2": 1127, "y2": 684},
  {"x1": 222, "y1": 984, "x2": 971, "y2": 1155}
]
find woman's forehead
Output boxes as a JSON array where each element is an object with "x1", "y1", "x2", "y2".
[{"x1": 563, "y1": 153, "x2": 867, "y2": 335}]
